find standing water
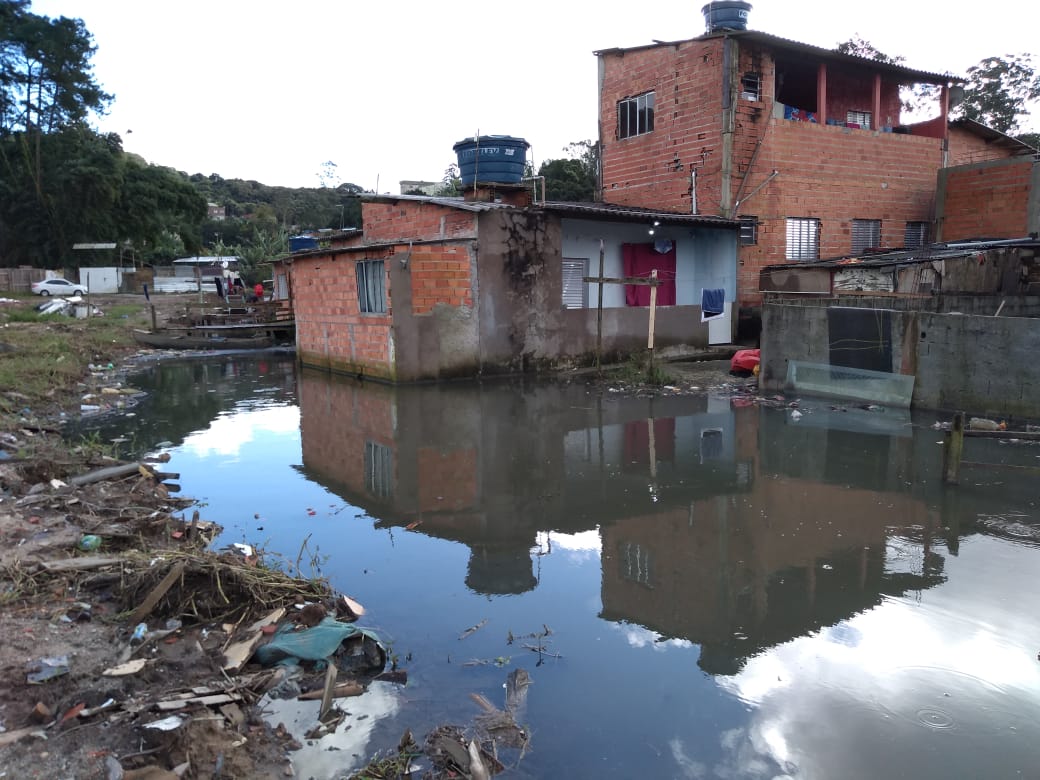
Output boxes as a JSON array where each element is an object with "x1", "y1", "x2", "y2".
[{"x1": 95, "y1": 355, "x2": 1040, "y2": 779}]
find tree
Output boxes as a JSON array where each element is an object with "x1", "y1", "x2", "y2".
[
  {"x1": 835, "y1": 34, "x2": 904, "y2": 65},
  {"x1": 1017, "y1": 131, "x2": 1040, "y2": 150},
  {"x1": 538, "y1": 140, "x2": 599, "y2": 202},
  {"x1": 957, "y1": 54, "x2": 1040, "y2": 134}
]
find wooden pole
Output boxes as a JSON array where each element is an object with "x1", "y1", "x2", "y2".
[
  {"x1": 596, "y1": 240, "x2": 604, "y2": 374},
  {"x1": 150, "y1": 305, "x2": 157, "y2": 333},
  {"x1": 646, "y1": 269, "x2": 658, "y2": 380},
  {"x1": 942, "y1": 411, "x2": 965, "y2": 484}
]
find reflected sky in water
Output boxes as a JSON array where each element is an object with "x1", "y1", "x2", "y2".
[{"x1": 99, "y1": 355, "x2": 1040, "y2": 779}]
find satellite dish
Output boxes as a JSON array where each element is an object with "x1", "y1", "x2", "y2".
[{"x1": 948, "y1": 85, "x2": 965, "y2": 108}]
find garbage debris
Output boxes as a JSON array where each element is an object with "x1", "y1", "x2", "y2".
[
  {"x1": 253, "y1": 616, "x2": 386, "y2": 672},
  {"x1": 26, "y1": 655, "x2": 70, "y2": 684}
]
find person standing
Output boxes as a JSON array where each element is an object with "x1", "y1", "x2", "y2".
[{"x1": 253, "y1": 282, "x2": 264, "y2": 302}]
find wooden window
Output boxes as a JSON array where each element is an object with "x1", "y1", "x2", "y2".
[
  {"x1": 618, "y1": 92, "x2": 655, "y2": 139},
  {"x1": 851, "y1": 219, "x2": 882, "y2": 254},
  {"x1": 356, "y1": 259, "x2": 386, "y2": 314},
  {"x1": 561, "y1": 258, "x2": 588, "y2": 309},
  {"x1": 786, "y1": 218, "x2": 820, "y2": 260},
  {"x1": 741, "y1": 72, "x2": 761, "y2": 101}
]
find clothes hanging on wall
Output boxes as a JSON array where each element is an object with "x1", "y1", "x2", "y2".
[{"x1": 622, "y1": 242, "x2": 676, "y2": 306}]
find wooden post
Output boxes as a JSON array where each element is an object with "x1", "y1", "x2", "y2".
[
  {"x1": 942, "y1": 412, "x2": 965, "y2": 484},
  {"x1": 596, "y1": 240, "x2": 604, "y2": 373},
  {"x1": 646, "y1": 269, "x2": 658, "y2": 380},
  {"x1": 150, "y1": 305, "x2": 157, "y2": 333}
]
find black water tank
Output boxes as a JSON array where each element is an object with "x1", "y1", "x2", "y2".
[{"x1": 701, "y1": 0, "x2": 752, "y2": 32}]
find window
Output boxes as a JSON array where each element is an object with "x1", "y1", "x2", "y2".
[
  {"x1": 739, "y1": 216, "x2": 758, "y2": 245},
  {"x1": 846, "y1": 109, "x2": 872, "y2": 128},
  {"x1": 364, "y1": 441, "x2": 393, "y2": 498},
  {"x1": 851, "y1": 219, "x2": 882, "y2": 254},
  {"x1": 741, "y1": 72, "x2": 761, "y2": 101},
  {"x1": 619, "y1": 542, "x2": 652, "y2": 587},
  {"x1": 561, "y1": 257, "x2": 588, "y2": 309},
  {"x1": 904, "y1": 221, "x2": 928, "y2": 249},
  {"x1": 786, "y1": 218, "x2": 820, "y2": 260},
  {"x1": 355, "y1": 259, "x2": 386, "y2": 313},
  {"x1": 618, "y1": 92, "x2": 655, "y2": 139}
]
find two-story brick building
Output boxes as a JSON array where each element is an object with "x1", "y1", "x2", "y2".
[{"x1": 595, "y1": 7, "x2": 971, "y2": 325}]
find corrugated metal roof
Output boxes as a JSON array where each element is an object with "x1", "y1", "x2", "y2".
[
  {"x1": 769, "y1": 238, "x2": 1040, "y2": 271},
  {"x1": 541, "y1": 201, "x2": 738, "y2": 228},
  {"x1": 950, "y1": 119, "x2": 1040, "y2": 156},
  {"x1": 595, "y1": 29, "x2": 960, "y2": 85}
]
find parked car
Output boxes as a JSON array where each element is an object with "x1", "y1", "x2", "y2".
[{"x1": 31, "y1": 278, "x2": 87, "y2": 296}]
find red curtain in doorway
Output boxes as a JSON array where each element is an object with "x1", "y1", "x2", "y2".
[{"x1": 622, "y1": 242, "x2": 676, "y2": 306}]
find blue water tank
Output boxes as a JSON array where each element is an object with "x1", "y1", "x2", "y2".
[
  {"x1": 452, "y1": 135, "x2": 530, "y2": 186},
  {"x1": 289, "y1": 235, "x2": 318, "y2": 253},
  {"x1": 701, "y1": 1, "x2": 752, "y2": 32}
]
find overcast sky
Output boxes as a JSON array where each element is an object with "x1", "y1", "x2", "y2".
[{"x1": 28, "y1": 0, "x2": 1040, "y2": 191}]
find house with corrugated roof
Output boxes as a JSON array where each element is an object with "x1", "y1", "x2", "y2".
[{"x1": 281, "y1": 177, "x2": 739, "y2": 382}]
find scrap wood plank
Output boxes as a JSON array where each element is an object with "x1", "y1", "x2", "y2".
[
  {"x1": 318, "y1": 662, "x2": 337, "y2": 720},
  {"x1": 68, "y1": 462, "x2": 147, "y2": 487},
  {"x1": 297, "y1": 680, "x2": 364, "y2": 702},
  {"x1": 39, "y1": 555, "x2": 126, "y2": 572},
  {"x1": 102, "y1": 658, "x2": 149, "y2": 677},
  {"x1": 221, "y1": 607, "x2": 286, "y2": 672},
  {"x1": 155, "y1": 693, "x2": 242, "y2": 711},
  {"x1": 127, "y1": 561, "x2": 185, "y2": 625},
  {"x1": 0, "y1": 725, "x2": 48, "y2": 748}
]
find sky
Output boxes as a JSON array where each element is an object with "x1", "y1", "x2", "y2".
[{"x1": 28, "y1": 0, "x2": 1040, "y2": 192}]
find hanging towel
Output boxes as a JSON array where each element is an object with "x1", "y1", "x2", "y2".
[{"x1": 701, "y1": 287, "x2": 725, "y2": 319}]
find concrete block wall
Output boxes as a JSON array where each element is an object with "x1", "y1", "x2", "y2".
[
  {"x1": 761, "y1": 302, "x2": 1040, "y2": 419},
  {"x1": 937, "y1": 157, "x2": 1038, "y2": 241}
]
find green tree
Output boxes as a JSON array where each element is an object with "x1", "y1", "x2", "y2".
[
  {"x1": 957, "y1": 54, "x2": 1040, "y2": 134},
  {"x1": 538, "y1": 140, "x2": 599, "y2": 201},
  {"x1": 835, "y1": 34, "x2": 904, "y2": 65}
]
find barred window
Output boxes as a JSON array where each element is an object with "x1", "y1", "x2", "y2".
[
  {"x1": 561, "y1": 258, "x2": 588, "y2": 309},
  {"x1": 356, "y1": 259, "x2": 386, "y2": 314},
  {"x1": 904, "y1": 221, "x2": 928, "y2": 249},
  {"x1": 618, "y1": 92, "x2": 655, "y2": 139},
  {"x1": 741, "y1": 72, "x2": 761, "y2": 101},
  {"x1": 786, "y1": 217, "x2": 820, "y2": 260},
  {"x1": 364, "y1": 441, "x2": 393, "y2": 498},
  {"x1": 739, "y1": 216, "x2": 758, "y2": 245},
  {"x1": 851, "y1": 219, "x2": 882, "y2": 255},
  {"x1": 846, "y1": 109, "x2": 872, "y2": 128}
]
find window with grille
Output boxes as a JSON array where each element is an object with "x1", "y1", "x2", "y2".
[
  {"x1": 618, "y1": 92, "x2": 655, "y2": 139},
  {"x1": 741, "y1": 72, "x2": 761, "y2": 101},
  {"x1": 846, "y1": 109, "x2": 872, "y2": 128},
  {"x1": 619, "y1": 542, "x2": 652, "y2": 586},
  {"x1": 356, "y1": 259, "x2": 386, "y2": 314},
  {"x1": 904, "y1": 221, "x2": 928, "y2": 249},
  {"x1": 739, "y1": 216, "x2": 758, "y2": 245},
  {"x1": 851, "y1": 219, "x2": 882, "y2": 254},
  {"x1": 561, "y1": 258, "x2": 588, "y2": 309},
  {"x1": 364, "y1": 441, "x2": 393, "y2": 498},
  {"x1": 786, "y1": 217, "x2": 820, "y2": 260}
]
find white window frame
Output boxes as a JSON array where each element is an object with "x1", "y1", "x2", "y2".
[
  {"x1": 786, "y1": 217, "x2": 820, "y2": 261},
  {"x1": 561, "y1": 257, "x2": 589, "y2": 309},
  {"x1": 741, "y1": 72, "x2": 762, "y2": 101},
  {"x1": 618, "y1": 92, "x2": 655, "y2": 139},
  {"x1": 356, "y1": 259, "x2": 386, "y2": 314},
  {"x1": 846, "y1": 109, "x2": 872, "y2": 128},
  {"x1": 851, "y1": 219, "x2": 882, "y2": 255},
  {"x1": 364, "y1": 440, "x2": 393, "y2": 498}
]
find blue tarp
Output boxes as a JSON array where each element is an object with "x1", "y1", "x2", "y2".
[{"x1": 254, "y1": 617, "x2": 384, "y2": 668}]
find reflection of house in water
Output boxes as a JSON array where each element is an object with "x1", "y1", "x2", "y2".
[
  {"x1": 296, "y1": 370, "x2": 751, "y2": 596},
  {"x1": 600, "y1": 406, "x2": 947, "y2": 675}
]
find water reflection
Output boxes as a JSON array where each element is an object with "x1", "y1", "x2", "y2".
[{"x1": 109, "y1": 359, "x2": 1040, "y2": 778}]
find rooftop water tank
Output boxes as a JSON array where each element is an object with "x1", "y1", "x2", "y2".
[
  {"x1": 452, "y1": 135, "x2": 530, "y2": 186},
  {"x1": 701, "y1": 1, "x2": 752, "y2": 32}
]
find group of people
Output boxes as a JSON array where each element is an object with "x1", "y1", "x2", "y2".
[{"x1": 215, "y1": 272, "x2": 266, "y2": 302}]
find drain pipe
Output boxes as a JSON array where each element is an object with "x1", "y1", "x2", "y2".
[{"x1": 690, "y1": 169, "x2": 698, "y2": 215}]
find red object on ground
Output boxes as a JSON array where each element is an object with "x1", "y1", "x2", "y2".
[{"x1": 731, "y1": 349, "x2": 761, "y2": 373}]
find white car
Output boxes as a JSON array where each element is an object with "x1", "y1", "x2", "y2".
[{"x1": 31, "y1": 278, "x2": 88, "y2": 296}]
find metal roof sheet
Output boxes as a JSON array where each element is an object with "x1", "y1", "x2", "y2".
[
  {"x1": 540, "y1": 201, "x2": 738, "y2": 228},
  {"x1": 768, "y1": 238, "x2": 1040, "y2": 271}
]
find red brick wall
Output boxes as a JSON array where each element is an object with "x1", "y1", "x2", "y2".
[
  {"x1": 822, "y1": 67, "x2": 902, "y2": 129},
  {"x1": 292, "y1": 251, "x2": 395, "y2": 378},
  {"x1": 417, "y1": 447, "x2": 477, "y2": 512},
  {"x1": 940, "y1": 158, "x2": 1036, "y2": 241},
  {"x1": 363, "y1": 201, "x2": 476, "y2": 243},
  {"x1": 736, "y1": 122, "x2": 943, "y2": 303},
  {"x1": 410, "y1": 246, "x2": 473, "y2": 314},
  {"x1": 947, "y1": 126, "x2": 1018, "y2": 166},
  {"x1": 599, "y1": 38, "x2": 727, "y2": 212}
]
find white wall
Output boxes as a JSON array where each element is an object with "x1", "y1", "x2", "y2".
[
  {"x1": 559, "y1": 218, "x2": 737, "y2": 308},
  {"x1": 78, "y1": 267, "x2": 121, "y2": 293}
]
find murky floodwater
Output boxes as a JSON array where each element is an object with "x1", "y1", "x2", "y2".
[{"x1": 90, "y1": 355, "x2": 1040, "y2": 779}]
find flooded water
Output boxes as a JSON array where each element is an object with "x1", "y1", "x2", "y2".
[{"x1": 92, "y1": 355, "x2": 1040, "y2": 779}]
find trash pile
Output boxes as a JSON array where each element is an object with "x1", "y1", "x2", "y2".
[{"x1": 35, "y1": 295, "x2": 102, "y2": 318}]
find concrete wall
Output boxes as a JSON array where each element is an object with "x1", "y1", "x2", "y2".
[
  {"x1": 761, "y1": 302, "x2": 1040, "y2": 418},
  {"x1": 936, "y1": 157, "x2": 1039, "y2": 241}
]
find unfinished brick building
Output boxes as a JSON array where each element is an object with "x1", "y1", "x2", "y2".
[{"x1": 595, "y1": 6, "x2": 969, "y2": 323}]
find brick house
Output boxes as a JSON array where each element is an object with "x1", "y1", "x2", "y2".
[
  {"x1": 595, "y1": 24, "x2": 973, "y2": 324},
  {"x1": 282, "y1": 185, "x2": 738, "y2": 382}
]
